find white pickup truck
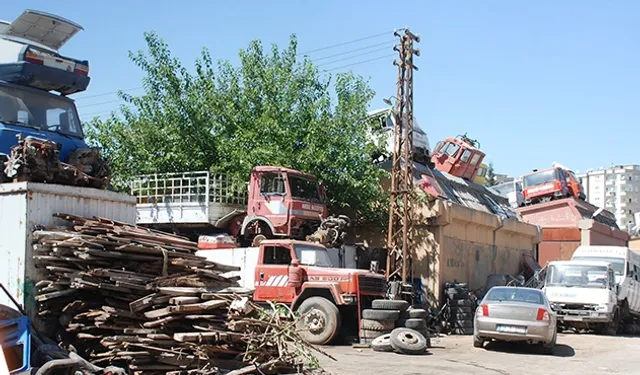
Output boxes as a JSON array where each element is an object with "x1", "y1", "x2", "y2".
[{"x1": 543, "y1": 245, "x2": 640, "y2": 335}]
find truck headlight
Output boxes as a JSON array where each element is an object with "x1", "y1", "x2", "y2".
[
  {"x1": 595, "y1": 304, "x2": 609, "y2": 312},
  {"x1": 342, "y1": 294, "x2": 357, "y2": 304}
]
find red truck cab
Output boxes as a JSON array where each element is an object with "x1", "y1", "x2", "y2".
[
  {"x1": 521, "y1": 167, "x2": 586, "y2": 206},
  {"x1": 431, "y1": 134, "x2": 485, "y2": 181},
  {"x1": 252, "y1": 239, "x2": 387, "y2": 344},
  {"x1": 240, "y1": 166, "x2": 328, "y2": 245}
]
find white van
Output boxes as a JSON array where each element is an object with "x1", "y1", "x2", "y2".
[{"x1": 571, "y1": 245, "x2": 640, "y2": 318}]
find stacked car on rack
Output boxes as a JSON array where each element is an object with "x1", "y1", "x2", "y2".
[{"x1": 359, "y1": 299, "x2": 431, "y2": 355}]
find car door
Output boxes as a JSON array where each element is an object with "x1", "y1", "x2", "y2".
[{"x1": 253, "y1": 244, "x2": 296, "y2": 303}]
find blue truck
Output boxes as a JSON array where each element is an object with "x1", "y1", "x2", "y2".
[{"x1": 0, "y1": 9, "x2": 92, "y2": 183}]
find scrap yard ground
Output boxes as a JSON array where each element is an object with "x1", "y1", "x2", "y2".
[{"x1": 320, "y1": 334, "x2": 639, "y2": 375}]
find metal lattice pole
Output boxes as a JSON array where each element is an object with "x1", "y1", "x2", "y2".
[{"x1": 386, "y1": 29, "x2": 420, "y2": 286}]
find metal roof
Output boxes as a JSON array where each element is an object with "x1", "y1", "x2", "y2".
[{"x1": 378, "y1": 159, "x2": 518, "y2": 219}]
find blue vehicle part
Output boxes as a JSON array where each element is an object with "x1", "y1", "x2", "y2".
[
  {"x1": 0, "y1": 316, "x2": 31, "y2": 374},
  {"x1": 0, "y1": 44, "x2": 90, "y2": 95}
]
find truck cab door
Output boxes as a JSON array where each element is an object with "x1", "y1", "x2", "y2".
[
  {"x1": 254, "y1": 244, "x2": 297, "y2": 303},
  {"x1": 252, "y1": 172, "x2": 288, "y2": 229}
]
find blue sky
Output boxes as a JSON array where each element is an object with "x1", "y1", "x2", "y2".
[{"x1": 5, "y1": 1, "x2": 639, "y2": 177}]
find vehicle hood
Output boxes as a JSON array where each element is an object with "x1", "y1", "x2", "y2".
[
  {"x1": 544, "y1": 286, "x2": 610, "y2": 305},
  {"x1": 0, "y1": 122, "x2": 86, "y2": 161},
  {"x1": 304, "y1": 266, "x2": 384, "y2": 279}
]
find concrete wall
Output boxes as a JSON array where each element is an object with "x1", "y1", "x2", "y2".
[
  {"x1": 354, "y1": 199, "x2": 541, "y2": 308},
  {"x1": 631, "y1": 237, "x2": 640, "y2": 252},
  {"x1": 578, "y1": 219, "x2": 629, "y2": 247}
]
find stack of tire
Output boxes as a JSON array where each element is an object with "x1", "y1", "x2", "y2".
[
  {"x1": 359, "y1": 299, "x2": 408, "y2": 344},
  {"x1": 445, "y1": 281, "x2": 475, "y2": 335}
]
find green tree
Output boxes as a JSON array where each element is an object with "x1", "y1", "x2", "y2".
[
  {"x1": 485, "y1": 161, "x2": 497, "y2": 187},
  {"x1": 86, "y1": 31, "x2": 387, "y2": 222}
]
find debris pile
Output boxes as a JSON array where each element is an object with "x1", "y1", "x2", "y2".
[
  {"x1": 33, "y1": 214, "x2": 329, "y2": 375},
  {"x1": 3, "y1": 136, "x2": 110, "y2": 188}
]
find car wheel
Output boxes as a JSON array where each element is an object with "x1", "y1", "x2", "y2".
[
  {"x1": 473, "y1": 335, "x2": 484, "y2": 348},
  {"x1": 541, "y1": 332, "x2": 556, "y2": 355},
  {"x1": 296, "y1": 297, "x2": 341, "y2": 345}
]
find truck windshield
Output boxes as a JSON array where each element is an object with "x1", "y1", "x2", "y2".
[
  {"x1": 523, "y1": 169, "x2": 558, "y2": 188},
  {"x1": 293, "y1": 243, "x2": 334, "y2": 267},
  {"x1": 572, "y1": 256, "x2": 625, "y2": 276},
  {"x1": 546, "y1": 264, "x2": 609, "y2": 288},
  {"x1": 289, "y1": 175, "x2": 323, "y2": 203},
  {"x1": 0, "y1": 85, "x2": 83, "y2": 138}
]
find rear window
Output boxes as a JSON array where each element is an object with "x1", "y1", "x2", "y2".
[{"x1": 484, "y1": 288, "x2": 544, "y2": 305}]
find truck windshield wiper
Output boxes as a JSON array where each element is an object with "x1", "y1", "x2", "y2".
[{"x1": 0, "y1": 119, "x2": 40, "y2": 130}]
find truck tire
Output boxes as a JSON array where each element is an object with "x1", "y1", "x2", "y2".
[
  {"x1": 361, "y1": 319, "x2": 395, "y2": 332},
  {"x1": 400, "y1": 308, "x2": 428, "y2": 319},
  {"x1": 371, "y1": 333, "x2": 393, "y2": 352},
  {"x1": 296, "y1": 297, "x2": 341, "y2": 345},
  {"x1": 605, "y1": 309, "x2": 621, "y2": 336},
  {"x1": 396, "y1": 318, "x2": 427, "y2": 330},
  {"x1": 372, "y1": 299, "x2": 409, "y2": 311},
  {"x1": 390, "y1": 328, "x2": 428, "y2": 355},
  {"x1": 362, "y1": 309, "x2": 399, "y2": 321}
]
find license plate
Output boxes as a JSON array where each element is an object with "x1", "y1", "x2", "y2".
[{"x1": 496, "y1": 325, "x2": 527, "y2": 334}]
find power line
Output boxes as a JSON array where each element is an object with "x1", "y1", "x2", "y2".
[
  {"x1": 310, "y1": 40, "x2": 395, "y2": 62},
  {"x1": 74, "y1": 86, "x2": 143, "y2": 101},
  {"x1": 298, "y1": 30, "x2": 396, "y2": 56},
  {"x1": 323, "y1": 54, "x2": 395, "y2": 72},
  {"x1": 316, "y1": 47, "x2": 392, "y2": 67}
]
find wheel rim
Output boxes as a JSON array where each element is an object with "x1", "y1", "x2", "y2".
[
  {"x1": 398, "y1": 332, "x2": 420, "y2": 346},
  {"x1": 304, "y1": 308, "x2": 326, "y2": 334}
]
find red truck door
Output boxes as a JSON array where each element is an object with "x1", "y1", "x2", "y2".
[
  {"x1": 254, "y1": 244, "x2": 296, "y2": 303},
  {"x1": 251, "y1": 171, "x2": 289, "y2": 234}
]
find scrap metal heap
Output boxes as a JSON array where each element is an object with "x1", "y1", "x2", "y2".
[
  {"x1": 306, "y1": 215, "x2": 351, "y2": 248},
  {"x1": 32, "y1": 214, "x2": 330, "y2": 375},
  {"x1": 3, "y1": 136, "x2": 110, "y2": 188}
]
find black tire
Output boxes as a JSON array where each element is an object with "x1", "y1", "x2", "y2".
[
  {"x1": 541, "y1": 332, "x2": 556, "y2": 355},
  {"x1": 372, "y1": 299, "x2": 410, "y2": 311},
  {"x1": 400, "y1": 308, "x2": 428, "y2": 319},
  {"x1": 360, "y1": 329, "x2": 388, "y2": 340},
  {"x1": 473, "y1": 335, "x2": 484, "y2": 348},
  {"x1": 361, "y1": 319, "x2": 395, "y2": 332},
  {"x1": 296, "y1": 297, "x2": 341, "y2": 345},
  {"x1": 605, "y1": 309, "x2": 620, "y2": 336},
  {"x1": 390, "y1": 328, "x2": 428, "y2": 355},
  {"x1": 397, "y1": 318, "x2": 427, "y2": 330},
  {"x1": 362, "y1": 309, "x2": 399, "y2": 321},
  {"x1": 371, "y1": 333, "x2": 394, "y2": 352}
]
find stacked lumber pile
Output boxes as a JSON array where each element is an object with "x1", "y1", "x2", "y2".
[
  {"x1": 33, "y1": 214, "x2": 330, "y2": 375},
  {"x1": 3, "y1": 136, "x2": 110, "y2": 188}
]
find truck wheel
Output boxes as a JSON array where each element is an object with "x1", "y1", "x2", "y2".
[
  {"x1": 389, "y1": 328, "x2": 428, "y2": 355},
  {"x1": 296, "y1": 297, "x2": 341, "y2": 345},
  {"x1": 605, "y1": 310, "x2": 620, "y2": 336}
]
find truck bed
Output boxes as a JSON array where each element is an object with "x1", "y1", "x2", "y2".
[{"x1": 131, "y1": 171, "x2": 247, "y2": 227}]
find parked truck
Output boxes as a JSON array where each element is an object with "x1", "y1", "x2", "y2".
[
  {"x1": 131, "y1": 166, "x2": 330, "y2": 246},
  {"x1": 520, "y1": 162, "x2": 585, "y2": 206},
  {"x1": 542, "y1": 245, "x2": 640, "y2": 335},
  {"x1": 430, "y1": 134, "x2": 485, "y2": 181},
  {"x1": 196, "y1": 239, "x2": 387, "y2": 345}
]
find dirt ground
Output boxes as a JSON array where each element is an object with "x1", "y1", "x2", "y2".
[{"x1": 319, "y1": 333, "x2": 640, "y2": 375}]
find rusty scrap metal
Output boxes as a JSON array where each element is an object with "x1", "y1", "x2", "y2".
[
  {"x1": 307, "y1": 215, "x2": 351, "y2": 247},
  {"x1": 3, "y1": 135, "x2": 110, "y2": 188},
  {"x1": 386, "y1": 28, "x2": 420, "y2": 286}
]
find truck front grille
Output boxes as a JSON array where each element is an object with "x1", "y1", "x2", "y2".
[{"x1": 358, "y1": 275, "x2": 387, "y2": 295}]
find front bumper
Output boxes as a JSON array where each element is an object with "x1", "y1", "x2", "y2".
[
  {"x1": 475, "y1": 317, "x2": 554, "y2": 344},
  {"x1": 556, "y1": 309, "x2": 612, "y2": 323}
]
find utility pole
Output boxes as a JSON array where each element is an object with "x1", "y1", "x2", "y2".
[{"x1": 386, "y1": 28, "x2": 420, "y2": 299}]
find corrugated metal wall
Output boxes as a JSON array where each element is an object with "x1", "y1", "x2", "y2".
[{"x1": 0, "y1": 182, "x2": 135, "y2": 317}]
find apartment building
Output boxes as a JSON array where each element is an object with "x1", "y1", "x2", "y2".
[{"x1": 577, "y1": 165, "x2": 640, "y2": 231}]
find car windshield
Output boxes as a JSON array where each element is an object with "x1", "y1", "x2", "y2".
[
  {"x1": 572, "y1": 256, "x2": 625, "y2": 276},
  {"x1": 288, "y1": 175, "x2": 323, "y2": 203},
  {"x1": 484, "y1": 288, "x2": 544, "y2": 305},
  {"x1": 523, "y1": 169, "x2": 558, "y2": 188},
  {"x1": 546, "y1": 264, "x2": 609, "y2": 288},
  {"x1": 0, "y1": 85, "x2": 83, "y2": 138},
  {"x1": 293, "y1": 243, "x2": 334, "y2": 267}
]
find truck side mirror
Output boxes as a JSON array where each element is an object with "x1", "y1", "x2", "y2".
[{"x1": 616, "y1": 285, "x2": 620, "y2": 295}]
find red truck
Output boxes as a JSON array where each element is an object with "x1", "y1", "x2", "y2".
[
  {"x1": 196, "y1": 239, "x2": 388, "y2": 344},
  {"x1": 131, "y1": 166, "x2": 328, "y2": 246},
  {"x1": 430, "y1": 134, "x2": 486, "y2": 181},
  {"x1": 521, "y1": 164, "x2": 586, "y2": 206}
]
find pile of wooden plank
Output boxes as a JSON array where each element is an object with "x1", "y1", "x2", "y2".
[{"x1": 32, "y1": 214, "x2": 329, "y2": 375}]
